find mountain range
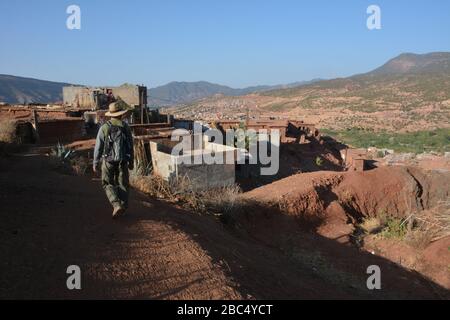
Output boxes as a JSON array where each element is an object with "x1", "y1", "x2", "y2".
[
  {"x1": 171, "y1": 52, "x2": 450, "y2": 132},
  {"x1": 0, "y1": 73, "x2": 319, "y2": 106},
  {"x1": 0, "y1": 74, "x2": 71, "y2": 105},
  {"x1": 147, "y1": 80, "x2": 320, "y2": 106},
  {"x1": 1, "y1": 52, "x2": 449, "y2": 107},
  {"x1": 365, "y1": 52, "x2": 450, "y2": 76}
]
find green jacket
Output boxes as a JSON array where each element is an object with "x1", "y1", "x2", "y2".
[{"x1": 93, "y1": 118, "x2": 134, "y2": 167}]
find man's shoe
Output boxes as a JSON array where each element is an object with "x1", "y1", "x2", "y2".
[{"x1": 112, "y1": 205, "x2": 125, "y2": 218}]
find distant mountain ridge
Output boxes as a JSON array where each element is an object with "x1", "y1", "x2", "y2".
[
  {"x1": 257, "y1": 52, "x2": 450, "y2": 97},
  {"x1": 0, "y1": 74, "x2": 319, "y2": 106},
  {"x1": 148, "y1": 80, "x2": 320, "y2": 107},
  {"x1": 0, "y1": 74, "x2": 70, "y2": 104},
  {"x1": 364, "y1": 52, "x2": 450, "y2": 76}
]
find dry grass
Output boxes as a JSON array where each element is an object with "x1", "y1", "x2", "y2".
[
  {"x1": 202, "y1": 184, "x2": 242, "y2": 215},
  {"x1": 70, "y1": 156, "x2": 89, "y2": 176},
  {"x1": 359, "y1": 202, "x2": 450, "y2": 249},
  {"x1": 132, "y1": 140, "x2": 151, "y2": 176},
  {"x1": 0, "y1": 119, "x2": 17, "y2": 144},
  {"x1": 0, "y1": 119, "x2": 17, "y2": 143},
  {"x1": 130, "y1": 171, "x2": 173, "y2": 199},
  {"x1": 130, "y1": 171, "x2": 243, "y2": 217},
  {"x1": 410, "y1": 201, "x2": 450, "y2": 242},
  {"x1": 339, "y1": 189, "x2": 354, "y2": 203},
  {"x1": 360, "y1": 216, "x2": 384, "y2": 234},
  {"x1": 404, "y1": 228, "x2": 437, "y2": 250}
]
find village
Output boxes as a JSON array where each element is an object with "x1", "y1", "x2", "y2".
[{"x1": 0, "y1": 83, "x2": 373, "y2": 190}]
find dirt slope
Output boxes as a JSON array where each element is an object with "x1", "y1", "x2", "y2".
[
  {"x1": 244, "y1": 166, "x2": 450, "y2": 219},
  {"x1": 0, "y1": 152, "x2": 353, "y2": 299},
  {"x1": 241, "y1": 166, "x2": 450, "y2": 296},
  {"x1": 1, "y1": 152, "x2": 448, "y2": 299}
]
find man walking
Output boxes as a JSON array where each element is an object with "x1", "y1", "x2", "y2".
[{"x1": 93, "y1": 101, "x2": 134, "y2": 218}]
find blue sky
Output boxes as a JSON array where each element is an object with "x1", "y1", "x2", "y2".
[{"x1": 0, "y1": 0, "x2": 449, "y2": 88}]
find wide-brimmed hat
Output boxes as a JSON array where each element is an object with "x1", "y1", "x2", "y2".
[{"x1": 105, "y1": 101, "x2": 130, "y2": 117}]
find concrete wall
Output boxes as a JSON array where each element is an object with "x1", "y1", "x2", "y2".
[
  {"x1": 111, "y1": 84, "x2": 146, "y2": 106},
  {"x1": 176, "y1": 162, "x2": 235, "y2": 189},
  {"x1": 149, "y1": 142, "x2": 176, "y2": 181},
  {"x1": 149, "y1": 139, "x2": 236, "y2": 190}
]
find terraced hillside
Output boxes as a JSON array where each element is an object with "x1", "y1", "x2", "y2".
[{"x1": 167, "y1": 53, "x2": 450, "y2": 133}]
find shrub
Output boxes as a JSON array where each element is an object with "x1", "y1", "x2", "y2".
[
  {"x1": 51, "y1": 142, "x2": 73, "y2": 160},
  {"x1": 0, "y1": 119, "x2": 17, "y2": 143},
  {"x1": 358, "y1": 203, "x2": 449, "y2": 248},
  {"x1": 380, "y1": 217, "x2": 408, "y2": 239},
  {"x1": 376, "y1": 150, "x2": 385, "y2": 158},
  {"x1": 50, "y1": 143, "x2": 87, "y2": 176}
]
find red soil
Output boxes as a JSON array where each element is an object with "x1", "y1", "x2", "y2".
[
  {"x1": 0, "y1": 152, "x2": 352, "y2": 299},
  {"x1": 241, "y1": 166, "x2": 450, "y2": 295},
  {"x1": 1, "y1": 148, "x2": 448, "y2": 299}
]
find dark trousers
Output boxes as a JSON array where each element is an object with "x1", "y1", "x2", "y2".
[{"x1": 101, "y1": 160, "x2": 129, "y2": 208}]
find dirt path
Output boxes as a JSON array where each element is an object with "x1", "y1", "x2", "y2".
[
  {"x1": 0, "y1": 151, "x2": 447, "y2": 299},
  {"x1": 0, "y1": 152, "x2": 351, "y2": 299}
]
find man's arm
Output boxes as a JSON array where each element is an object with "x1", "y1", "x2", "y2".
[{"x1": 93, "y1": 125, "x2": 106, "y2": 170}]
